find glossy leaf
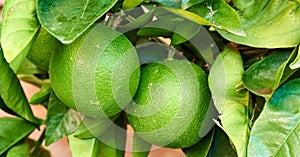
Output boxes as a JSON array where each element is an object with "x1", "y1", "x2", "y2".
[
  {"x1": 188, "y1": 0, "x2": 245, "y2": 37},
  {"x1": 132, "y1": 133, "x2": 151, "y2": 157},
  {"x1": 219, "y1": 0, "x2": 300, "y2": 48},
  {"x1": 243, "y1": 49, "x2": 298, "y2": 100},
  {"x1": 6, "y1": 142, "x2": 30, "y2": 157},
  {"x1": 16, "y1": 59, "x2": 44, "y2": 75},
  {"x1": 74, "y1": 115, "x2": 118, "y2": 139},
  {"x1": 183, "y1": 128, "x2": 214, "y2": 157},
  {"x1": 0, "y1": 49, "x2": 38, "y2": 124},
  {"x1": 97, "y1": 114, "x2": 127, "y2": 157},
  {"x1": 37, "y1": 0, "x2": 118, "y2": 44},
  {"x1": 136, "y1": 42, "x2": 169, "y2": 64},
  {"x1": 123, "y1": 0, "x2": 144, "y2": 9},
  {"x1": 45, "y1": 92, "x2": 82, "y2": 146},
  {"x1": 1, "y1": 0, "x2": 40, "y2": 72},
  {"x1": 0, "y1": 97, "x2": 17, "y2": 116},
  {"x1": 151, "y1": 0, "x2": 205, "y2": 9},
  {"x1": 208, "y1": 45, "x2": 250, "y2": 157},
  {"x1": 208, "y1": 127, "x2": 237, "y2": 157},
  {"x1": 248, "y1": 78, "x2": 300, "y2": 156},
  {"x1": 290, "y1": 45, "x2": 300, "y2": 69},
  {"x1": 68, "y1": 135, "x2": 100, "y2": 157},
  {"x1": 0, "y1": 117, "x2": 36, "y2": 155},
  {"x1": 29, "y1": 83, "x2": 52, "y2": 104},
  {"x1": 171, "y1": 20, "x2": 201, "y2": 45}
]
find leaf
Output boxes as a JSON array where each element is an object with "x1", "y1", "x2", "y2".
[
  {"x1": 0, "y1": 48, "x2": 38, "y2": 124},
  {"x1": 132, "y1": 133, "x2": 151, "y2": 157},
  {"x1": 136, "y1": 42, "x2": 169, "y2": 64},
  {"x1": 248, "y1": 78, "x2": 300, "y2": 156},
  {"x1": 97, "y1": 113, "x2": 127, "y2": 157},
  {"x1": 171, "y1": 19, "x2": 201, "y2": 45},
  {"x1": 123, "y1": 0, "x2": 144, "y2": 9},
  {"x1": 218, "y1": 0, "x2": 300, "y2": 48},
  {"x1": 188, "y1": 0, "x2": 245, "y2": 37},
  {"x1": 29, "y1": 83, "x2": 52, "y2": 104},
  {"x1": 0, "y1": 117, "x2": 36, "y2": 155},
  {"x1": 208, "y1": 127, "x2": 237, "y2": 157},
  {"x1": 37, "y1": 0, "x2": 118, "y2": 44},
  {"x1": 0, "y1": 97, "x2": 17, "y2": 116},
  {"x1": 183, "y1": 128, "x2": 214, "y2": 157},
  {"x1": 45, "y1": 92, "x2": 82, "y2": 146},
  {"x1": 16, "y1": 59, "x2": 44, "y2": 75},
  {"x1": 243, "y1": 49, "x2": 298, "y2": 100},
  {"x1": 6, "y1": 142, "x2": 30, "y2": 157},
  {"x1": 290, "y1": 45, "x2": 300, "y2": 69},
  {"x1": 74, "y1": 115, "x2": 118, "y2": 139},
  {"x1": 151, "y1": 0, "x2": 182, "y2": 8},
  {"x1": 1, "y1": 0, "x2": 40, "y2": 72},
  {"x1": 68, "y1": 135, "x2": 100, "y2": 157},
  {"x1": 208, "y1": 45, "x2": 250, "y2": 157}
]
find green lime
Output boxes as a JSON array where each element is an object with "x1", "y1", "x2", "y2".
[
  {"x1": 27, "y1": 28, "x2": 61, "y2": 70},
  {"x1": 49, "y1": 24, "x2": 140, "y2": 117},
  {"x1": 127, "y1": 60, "x2": 210, "y2": 148}
]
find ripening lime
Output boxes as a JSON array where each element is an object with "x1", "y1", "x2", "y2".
[
  {"x1": 49, "y1": 24, "x2": 140, "y2": 117},
  {"x1": 127, "y1": 60, "x2": 211, "y2": 148}
]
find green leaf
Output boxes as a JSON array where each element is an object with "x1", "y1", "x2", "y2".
[
  {"x1": 183, "y1": 128, "x2": 214, "y2": 157},
  {"x1": 16, "y1": 59, "x2": 44, "y2": 75},
  {"x1": 290, "y1": 45, "x2": 300, "y2": 69},
  {"x1": 208, "y1": 127, "x2": 237, "y2": 157},
  {"x1": 248, "y1": 78, "x2": 300, "y2": 156},
  {"x1": 243, "y1": 49, "x2": 298, "y2": 100},
  {"x1": 1, "y1": 0, "x2": 40, "y2": 72},
  {"x1": 0, "y1": 117, "x2": 36, "y2": 155},
  {"x1": 151, "y1": 0, "x2": 182, "y2": 8},
  {"x1": 171, "y1": 20, "x2": 201, "y2": 45},
  {"x1": 136, "y1": 42, "x2": 169, "y2": 64},
  {"x1": 208, "y1": 45, "x2": 250, "y2": 157},
  {"x1": 123, "y1": 0, "x2": 144, "y2": 9},
  {"x1": 37, "y1": 0, "x2": 118, "y2": 44},
  {"x1": 132, "y1": 134, "x2": 151, "y2": 157},
  {"x1": 6, "y1": 142, "x2": 30, "y2": 157},
  {"x1": 0, "y1": 97, "x2": 17, "y2": 116},
  {"x1": 68, "y1": 135, "x2": 100, "y2": 157},
  {"x1": 29, "y1": 83, "x2": 52, "y2": 104},
  {"x1": 0, "y1": 49, "x2": 38, "y2": 124},
  {"x1": 218, "y1": 0, "x2": 300, "y2": 48},
  {"x1": 188, "y1": 0, "x2": 245, "y2": 37},
  {"x1": 45, "y1": 92, "x2": 82, "y2": 146},
  {"x1": 97, "y1": 114, "x2": 127, "y2": 157},
  {"x1": 151, "y1": 0, "x2": 205, "y2": 9},
  {"x1": 74, "y1": 115, "x2": 118, "y2": 139}
]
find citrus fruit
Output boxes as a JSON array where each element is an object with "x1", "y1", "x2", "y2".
[
  {"x1": 49, "y1": 24, "x2": 140, "y2": 117},
  {"x1": 127, "y1": 60, "x2": 211, "y2": 148},
  {"x1": 27, "y1": 28, "x2": 61, "y2": 70}
]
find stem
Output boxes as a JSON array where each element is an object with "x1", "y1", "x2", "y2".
[
  {"x1": 17, "y1": 74, "x2": 50, "y2": 87},
  {"x1": 30, "y1": 129, "x2": 46, "y2": 154}
]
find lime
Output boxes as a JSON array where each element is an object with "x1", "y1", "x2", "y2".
[
  {"x1": 127, "y1": 60, "x2": 210, "y2": 148},
  {"x1": 49, "y1": 24, "x2": 140, "y2": 117},
  {"x1": 27, "y1": 28, "x2": 61, "y2": 70}
]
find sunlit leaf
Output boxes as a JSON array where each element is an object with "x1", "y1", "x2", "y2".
[
  {"x1": 208, "y1": 45, "x2": 250, "y2": 157},
  {"x1": 1, "y1": 0, "x2": 40, "y2": 72},
  {"x1": 219, "y1": 0, "x2": 300, "y2": 48},
  {"x1": 45, "y1": 92, "x2": 82, "y2": 146},
  {"x1": 0, "y1": 48, "x2": 38, "y2": 124},
  {"x1": 0, "y1": 117, "x2": 36, "y2": 155},
  {"x1": 183, "y1": 129, "x2": 214, "y2": 157},
  {"x1": 188, "y1": 0, "x2": 245, "y2": 37},
  {"x1": 29, "y1": 83, "x2": 51, "y2": 104},
  {"x1": 37, "y1": 0, "x2": 118, "y2": 44},
  {"x1": 243, "y1": 48, "x2": 298, "y2": 100},
  {"x1": 248, "y1": 78, "x2": 300, "y2": 156}
]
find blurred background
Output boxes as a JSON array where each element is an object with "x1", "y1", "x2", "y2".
[{"x1": 0, "y1": 0, "x2": 185, "y2": 156}]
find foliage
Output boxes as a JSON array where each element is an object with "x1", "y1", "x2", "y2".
[{"x1": 0, "y1": 0, "x2": 300, "y2": 156}]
